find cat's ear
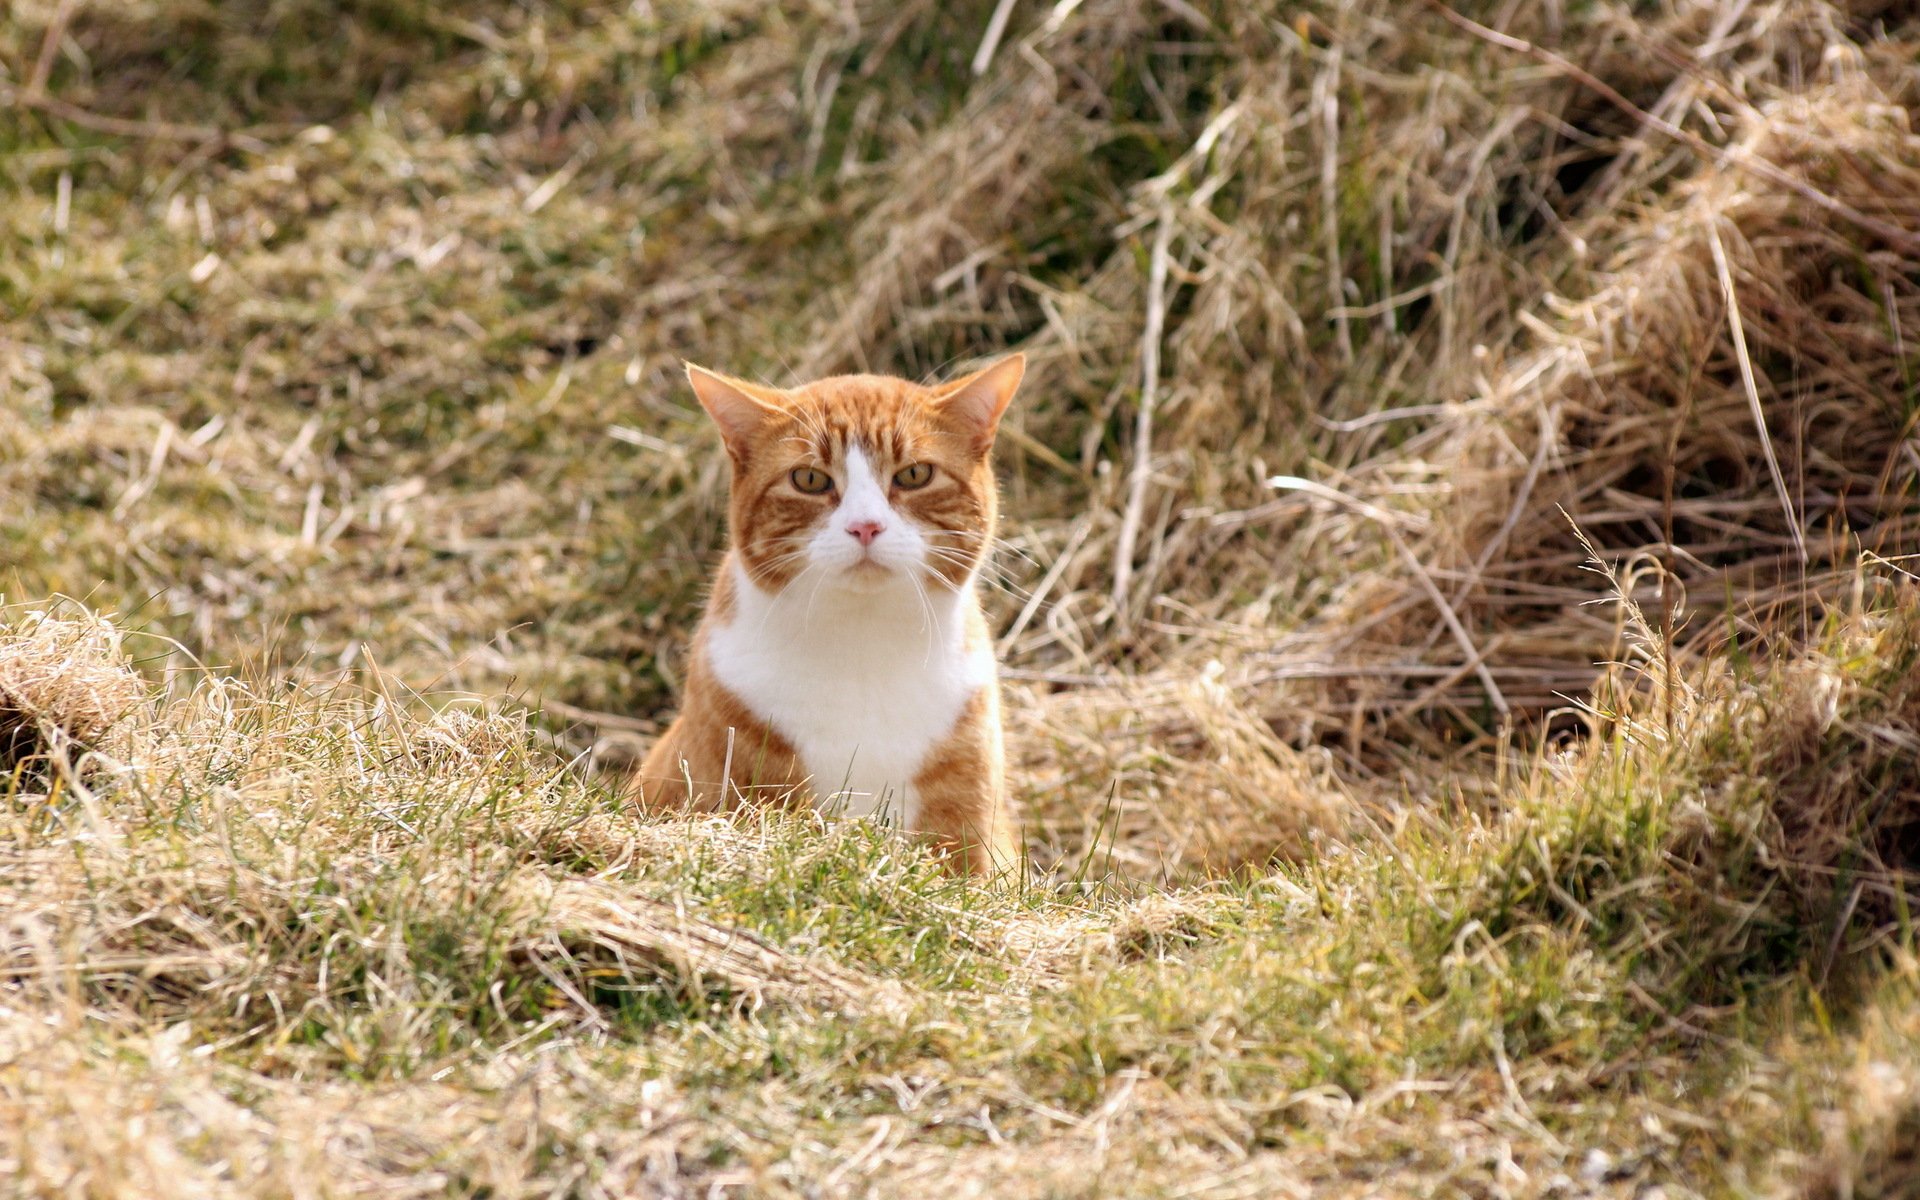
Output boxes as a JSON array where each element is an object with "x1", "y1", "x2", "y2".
[
  {"x1": 686, "y1": 364, "x2": 785, "y2": 459},
  {"x1": 935, "y1": 354, "x2": 1024, "y2": 453}
]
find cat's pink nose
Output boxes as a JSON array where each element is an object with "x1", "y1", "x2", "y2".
[{"x1": 845, "y1": 519, "x2": 885, "y2": 547}]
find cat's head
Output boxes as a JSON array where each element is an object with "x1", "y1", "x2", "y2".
[{"x1": 684, "y1": 357, "x2": 1024, "y2": 594}]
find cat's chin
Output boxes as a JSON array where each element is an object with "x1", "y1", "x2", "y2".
[{"x1": 831, "y1": 559, "x2": 904, "y2": 593}]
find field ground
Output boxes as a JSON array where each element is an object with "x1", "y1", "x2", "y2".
[{"x1": 4, "y1": 1, "x2": 1920, "y2": 1195}]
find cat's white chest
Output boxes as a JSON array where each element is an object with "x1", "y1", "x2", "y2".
[{"x1": 705, "y1": 561, "x2": 990, "y2": 824}]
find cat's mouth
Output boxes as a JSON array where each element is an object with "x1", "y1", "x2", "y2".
[{"x1": 834, "y1": 555, "x2": 903, "y2": 590}]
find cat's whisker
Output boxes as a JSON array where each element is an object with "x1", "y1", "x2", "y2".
[
  {"x1": 955, "y1": 546, "x2": 1033, "y2": 579},
  {"x1": 927, "y1": 558, "x2": 1034, "y2": 602},
  {"x1": 908, "y1": 571, "x2": 940, "y2": 667},
  {"x1": 931, "y1": 537, "x2": 1012, "y2": 572},
  {"x1": 791, "y1": 404, "x2": 832, "y2": 450},
  {"x1": 800, "y1": 561, "x2": 833, "y2": 634},
  {"x1": 921, "y1": 548, "x2": 984, "y2": 572},
  {"x1": 935, "y1": 527, "x2": 1044, "y2": 570},
  {"x1": 758, "y1": 541, "x2": 815, "y2": 562},
  {"x1": 928, "y1": 535, "x2": 1044, "y2": 596},
  {"x1": 917, "y1": 351, "x2": 965, "y2": 388},
  {"x1": 890, "y1": 415, "x2": 918, "y2": 462},
  {"x1": 925, "y1": 552, "x2": 1044, "y2": 602},
  {"x1": 756, "y1": 539, "x2": 811, "y2": 557},
  {"x1": 750, "y1": 549, "x2": 817, "y2": 578},
  {"x1": 753, "y1": 560, "x2": 818, "y2": 638}
]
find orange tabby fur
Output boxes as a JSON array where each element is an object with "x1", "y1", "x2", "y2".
[{"x1": 634, "y1": 358, "x2": 1024, "y2": 876}]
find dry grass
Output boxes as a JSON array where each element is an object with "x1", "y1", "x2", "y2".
[
  {"x1": 0, "y1": 605, "x2": 146, "y2": 775},
  {"x1": 6, "y1": 581, "x2": 1918, "y2": 1196},
  {"x1": 5, "y1": 0, "x2": 1920, "y2": 1193},
  {"x1": 1793, "y1": 967, "x2": 1920, "y2": 1199}
]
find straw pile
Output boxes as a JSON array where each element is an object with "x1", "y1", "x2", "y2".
[{"x1": 0, "y1": 608, "x2": 145, "y2": 776}]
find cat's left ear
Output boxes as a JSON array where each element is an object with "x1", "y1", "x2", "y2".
[{"x1": 935, "y1": 354, "x2": 1024, "y2": 453}]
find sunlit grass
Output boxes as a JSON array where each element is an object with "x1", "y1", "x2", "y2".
[{"x1": 5, "y1": 0, "x2": 1920, "y2": 1194}]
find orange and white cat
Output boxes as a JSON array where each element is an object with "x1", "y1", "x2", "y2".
[{"x1": 633, "y1": 356, "x2": 1025, "y2": 876}]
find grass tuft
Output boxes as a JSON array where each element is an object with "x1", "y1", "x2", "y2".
[{"x1": 0, "y1": 603, "x2": 146, "y2": 777}]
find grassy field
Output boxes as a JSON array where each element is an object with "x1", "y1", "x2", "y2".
[{"x1": 4, "y1": 1, "x2": 1920, "y2": 1195}]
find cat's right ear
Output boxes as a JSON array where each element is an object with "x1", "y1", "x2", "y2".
[{"x1": 686, "y1": 364, "x2": 784, "y2": 460}]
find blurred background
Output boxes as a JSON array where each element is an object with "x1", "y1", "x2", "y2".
[{"x1": 4, "y1": 0, "x2": 1918, "y2": 877}]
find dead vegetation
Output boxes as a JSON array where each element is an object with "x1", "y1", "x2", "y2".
[
  {"x1": 0, "y1": 606, "x2": 145, "y2": 775},
  {"x1": 4, "y1": 0, "x2": 1920, "y2": 1193}
]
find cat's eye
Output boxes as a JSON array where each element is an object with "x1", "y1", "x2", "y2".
[
  {"x1": 893, "y1": 463, "x2": 934, "y2": 490},
  {"x1": 789, "y1": 467, "x2": 834, "y2": 494}
]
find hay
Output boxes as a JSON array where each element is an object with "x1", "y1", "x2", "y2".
[
  {"x1": 520, "y1": 876, "x2": 910, "y2": 1018},
  {"x1": 1013, "y1": 667, "x2": 1352, "y2": 879},
  {"x1": 1281, "y1": 71, "x2": 1920, "y2": 732},
  {"x1": 1677, "y1": 595, "x2": 1920, "y2": 960},
  {"x1": 954, "y1": 0, "x2": 1920, "y2": 841},
  {"x1": 1795, "y1": 1012, "x2": 1920, "y2": 1200},
  {"x1": 0, "y1": 607, "x2": 146, "y2": 776}
]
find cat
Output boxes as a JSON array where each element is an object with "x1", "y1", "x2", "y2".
[{"x1": 633, "y1": 355, "x2": 1026, "y2": 876}]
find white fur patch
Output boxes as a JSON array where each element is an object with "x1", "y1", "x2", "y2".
[
  {"x1": 800, "y1": 445, "x2": 931, "y2": 580},
  {"x1": 706, "y1": 448, "x2": 990, "y2": 825}
]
